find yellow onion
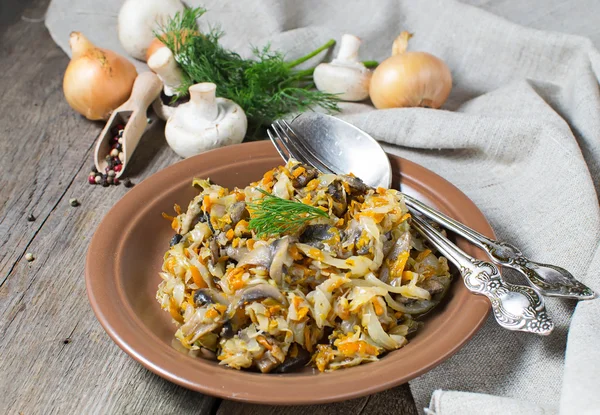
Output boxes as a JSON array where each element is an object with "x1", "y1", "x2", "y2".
[
  {"x1": 369, "y1": 32, "x2": 452, "y2": 109},
  {"x1": 63, "y1": 32, "x2": 137, "y2": 120}
]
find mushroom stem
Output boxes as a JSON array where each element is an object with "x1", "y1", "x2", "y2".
[
  {"x1": 147, "y1": 47, "x2": 184, "y2": 96},
  {"x1": 336, "y1": 34, "x2": 362, "y2": 62},
  {"x1": 189, "y1": 83, "x2": 219, "y2": 121}
]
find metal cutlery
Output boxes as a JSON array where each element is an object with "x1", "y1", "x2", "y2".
[
  {"x1": 404, "y1": 196, "x2": 596, "y2": 300},
  {"x1": 270, "y1": 114, "x2": 596, "y2": 301},
  {"x1": 411, "y1": 215, "x2": 553, "y2": 334},
  {"x1": 268, "y1": 118, "x2": 555, "y2": 333}
]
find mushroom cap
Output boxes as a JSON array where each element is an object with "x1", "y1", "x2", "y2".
[
  {"x1": 313, "y1": 62, "x2": 371, "y2": 101},
  {"x1": 165, "y1": 97, "x2": 247, "y2": 158}
]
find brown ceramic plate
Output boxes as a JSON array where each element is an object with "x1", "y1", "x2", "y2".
[{"x1": 86, "y1": 141, "x2": 492, "y2": 405}]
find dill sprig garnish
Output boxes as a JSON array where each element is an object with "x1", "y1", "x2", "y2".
[
  {"x1": 158, "y1": 7, "x2": 340, "y2": 136},
  {"x1": 248, "y1": 189, "x2": 329, "y2": 238}
]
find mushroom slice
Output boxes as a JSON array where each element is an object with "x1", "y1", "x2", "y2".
[
  {"x1": 269, "y1": 237, "x2": 291, "y2": 286},
  {"x1": 237, "y1": 284, "x2": 286, "y2": 307},
  {"x1": 180, "y1": 198, "x2": 203, "y2": 234},
  {"x1": 255, "y1": 351, "x2": 280, "y2": 373},
  {"x1": 290, "y1": 163, "x2": 318, "y2": 188},
  {"x1": 300, "y1": 224, "x2": 336, "y2": 245},
  {"x1": 193, "y1": 289, "x2": 214, "y2": 306},
  {"x1": 228, "y1": 201, "x2": 249, "y2": 225},
  {"x1": 193, "y1": 288, "x2": 229, "y2": 307},
  {"x1": 378, "y1": 230, "x2": 411, "y2": 283},
  {"x1": 341, "y1": 174, "x2": 369, "y2": 196},
  {"x1": 273, "y1": 345, "x2": 310, "y2": 373},
  {"x1": 327, "y1": 180, "x2": 347, "y2": 217},
  {"x1": 235, "y1": 244, "x2": 270, "y2": 268}
]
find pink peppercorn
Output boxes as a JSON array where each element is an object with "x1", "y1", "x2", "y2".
[
  {"x1": 114, "y1": 164, "x2": 122, "y2": 172},
  {"x1": 88, "y1": 175, "x2": 96, "y2": 184}
]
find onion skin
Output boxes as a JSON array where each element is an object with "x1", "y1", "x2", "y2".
[
  {"x1": 63, "y1": 32, "x2": 137, "y2": 120},
  {"x1": 369, "y1": 51, "x2": 452, "y2": 109}
]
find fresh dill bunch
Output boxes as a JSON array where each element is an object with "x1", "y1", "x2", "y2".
[
  {"x1": 158, "y1": 7, "x2": 340, "y2": 135},
  {"x1": 248, "y1": 189, "x2": 329, "y2": 238}
]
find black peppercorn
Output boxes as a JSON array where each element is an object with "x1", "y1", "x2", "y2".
[{"x1": 27, "y1": 213, "x2": 36, "y2": 222}]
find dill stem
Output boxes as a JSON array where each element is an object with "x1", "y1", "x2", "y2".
[
  {"x1": 293, "y1": 68, "x2": 315, "y2": 78},
  {"x1": 290, "y1": 60, "x2": 378, "y2": 82},
  {"x1": 286, "y1": 39, "x2": 336, "y2": 69},
  {"x1": 286, "y1": 68, "x2": 316, "y2": 85}
]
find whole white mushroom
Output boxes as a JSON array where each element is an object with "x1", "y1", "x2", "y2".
[
  {"x1": 313, "y1": 34, "x2": 372, "y2": 101},
  {"x1": 118, "y1": 0, "x2": 185, "y2": 61},
  {"x1": 165, "y1": 83, "x2": 248, "y2": 158}
]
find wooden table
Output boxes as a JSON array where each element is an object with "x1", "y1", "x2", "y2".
[{"x1": 0, "y1": 1, "x2": 418, "y2": 413}]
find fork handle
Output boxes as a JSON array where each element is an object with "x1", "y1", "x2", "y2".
[
  {"x1": 411, "y1": 215, "x2": 554, "y2": 335},
  {"x1": 404, "y1": 193, "x2": 494, "y2": 247},
  {"x1": 404, "y1": 194, "x2": 596, "y2": 300}
]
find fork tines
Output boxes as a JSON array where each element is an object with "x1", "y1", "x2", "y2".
[{"x1": 268, "y1": 119, "x2": 336, "y2": 174}]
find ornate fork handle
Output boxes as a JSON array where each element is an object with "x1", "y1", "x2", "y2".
[
  {"x1": 412, "y1": 215, "x2": 554, "y2": 335},
  {"x1": 405, "y1": 194, "x2": 596, "y2": 300},
  {"x1": 461, "y1": 257, "x2": 553, "y2": 334},
  {"x1": 483, "y1": 240, "x2": 596, "y2": 299}
]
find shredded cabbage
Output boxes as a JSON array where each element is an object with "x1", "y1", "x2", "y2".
[{"x1": 157, "y1": 160, "x2": 452, "y2": 373}]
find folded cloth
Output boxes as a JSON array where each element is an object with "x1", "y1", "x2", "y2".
[{"x1": 46, "y1": 0, "x2": 600, "y2": 413}]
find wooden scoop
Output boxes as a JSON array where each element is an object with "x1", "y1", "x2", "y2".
[{"x1": 94, "y1": 71, "x2": 163, "y2": 178}]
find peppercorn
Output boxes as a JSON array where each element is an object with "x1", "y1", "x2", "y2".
[
  {"x1": 110, "y1": 148, "x2": 119, "y2": 157},
  {"x1": 123, "y1": 179, "x2": 134, "y2": 188},
  {"x1": 69, "y1": 198, "x2": 80, "y2": 207},
  {"x1": 102, "y1": 179, "x2": 109, "y2": 187},
  {"x1": 27, "y1": 213, "x2": 36, "y2": 222},
  {"x1": 108, "y1": 170, "x2": 116, "y2": 177},
  {"x1": 25, "y1": 253, "x2": 34, "y2": 262},
  {"x1": 94, "y1": 175, "x2": 102, "y2": 184},
  {"x1": 88, "y1": 175, "x2": 96, "y2": 184},
  {"x1": 107, "y1": 176, "x2": 114, "y2": 184},
  {"x1": 91, "y1": 165, "x2": 98, "y2": 173},
  {"x1": 114, "y1": 165, "x2": 122, "y2": 173},
  {"x1": 118, "y1": 152, "x2": 124, "y2": 162}
]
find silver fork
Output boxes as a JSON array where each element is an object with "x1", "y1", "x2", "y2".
[
  {"x1": 412, "y1": 215, "x2": 553, "y2": 334},
  {"x1": 269, "y1": 119, "x2": 596, "y2": 301},
  {"x1": 268, "y1": 120, "x2": 554, "y2": 334}
]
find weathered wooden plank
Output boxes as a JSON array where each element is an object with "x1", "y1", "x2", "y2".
[
  {"x1": 0, "y1": 0, "x2": 98, "y2": 286},
  {"x1": 0, "y1": 1, "x2": 217, "y2": 413},
  {"x1": 216, "y1": 383, "x2": 418, "y2": 415}
]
